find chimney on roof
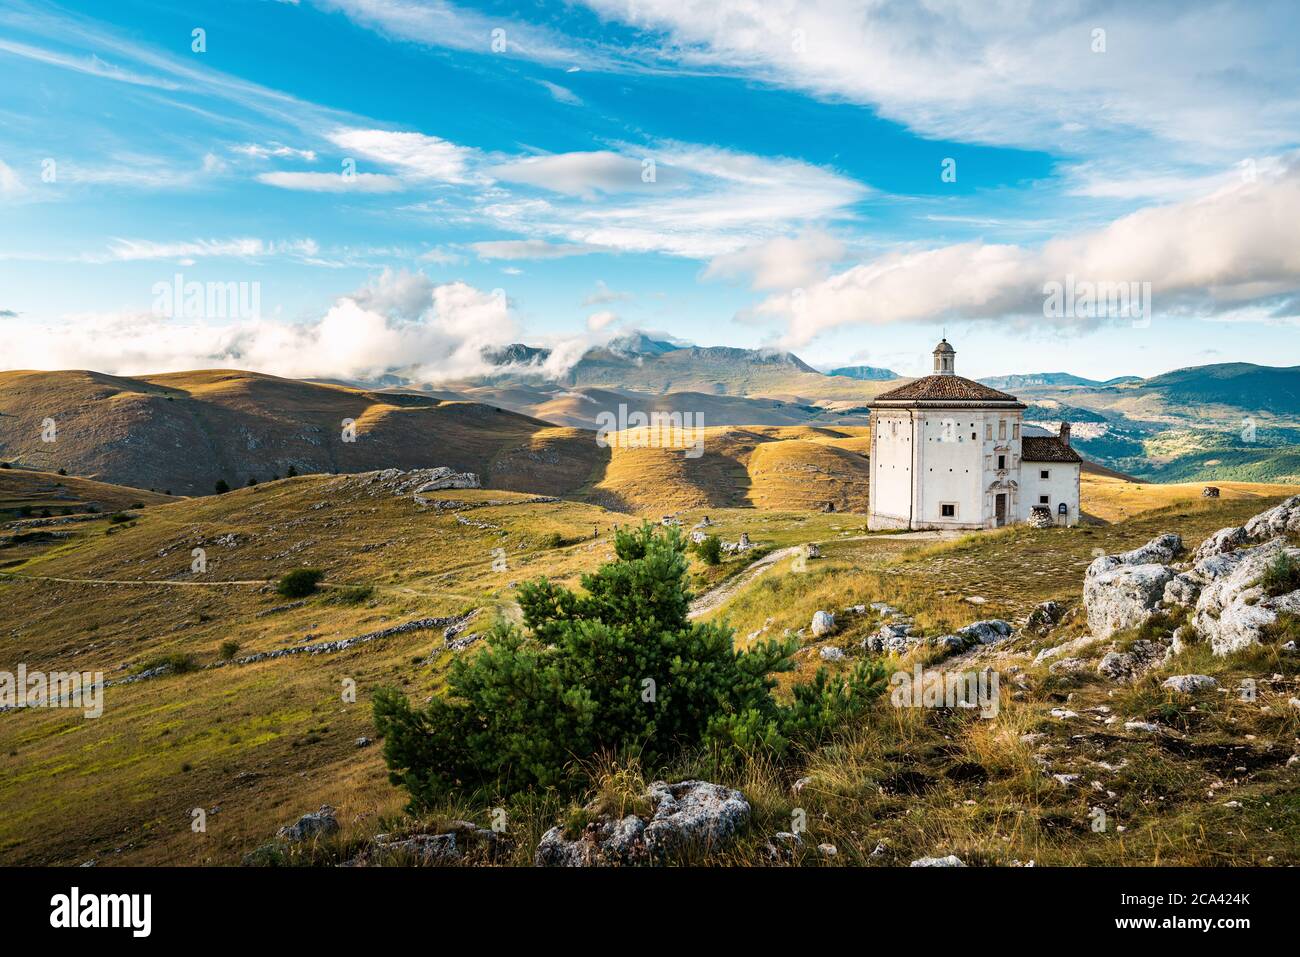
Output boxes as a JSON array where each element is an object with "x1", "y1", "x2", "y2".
[{"x1": 1059, "y1": 421, "x2": 1072, "y2": 447}]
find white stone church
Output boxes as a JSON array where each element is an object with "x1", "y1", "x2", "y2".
[{"x1": 867, "y1": 339, "x2": 1081, "y2": 531}]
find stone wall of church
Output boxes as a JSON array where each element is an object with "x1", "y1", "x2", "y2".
[{"x1": 867, "y1": 411, "x2": 915, "y2": 529}]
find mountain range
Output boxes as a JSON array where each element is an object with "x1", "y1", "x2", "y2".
[{"x1": 2, "y1": 337, "x2": 1297, "y2": 494}]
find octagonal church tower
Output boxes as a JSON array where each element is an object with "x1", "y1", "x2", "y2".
[{"x1": 867, "y1": 338, "x2": 1077, "y2": 530}]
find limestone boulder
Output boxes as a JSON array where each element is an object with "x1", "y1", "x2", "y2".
[
  {"x1": 1190, "y1": 539, "x2": 1300, "y2": 656},
  {"x1": 535, "y1": 780, "x2": 750, "y2": 866}
]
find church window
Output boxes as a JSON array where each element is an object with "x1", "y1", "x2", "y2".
[
  {"x1": 997, "y1": 454, "x2": 1006, "y2": 470},
  {"x1": 1039, "y1": 495, "x2": 1049, "y2": 505},
  {"x1": 998, "y1": 420, "x2": 1007, "y2": 439},
  {"x1": 971, "y1": 432, "x2": 976, "y2": 440},
  {"x1": 941, "y1": 503, "x2": 956, "y2": 517},
  {"x1": 1040, "y1": 470, "x2": 1050, "y2": 479},
  {"x1": 985, "y1": 424, "x2": 992, "y2": 440},
  {"x1": 1012, "y1": 423, "x2": 1020, "y2": 439}
]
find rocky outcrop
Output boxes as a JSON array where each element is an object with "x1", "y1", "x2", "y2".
[
  {"x1": 1078, "y1": 498, "x2": 1300, "y2": 657},
  {"x1": 1083, "y1": 534, "x2": 1182, "y2": 640},
  {"x1": 910, "y1": 854, "x2": 966, "y2": 867},
  {"x1": 1162, "y1": 674, "x2": 1218, "y2": 694},
  {"x1": 535, "y1": 780, "x2": 750, "y2": 867},
  {"x1": 1186, "y1": 539, "x2": 1300, "y2": 655},
  {"x1": 277, "y1": 805, "x2": 339, "y2": 843},
  {"x1": 1096, "y1": 640, "x2": 1165, "y2": 682},
  {"x1": 1025, "y1": 600, "x2": 1066, "y2": 635},
  {"x1": 1193, "y1": 495, "x2": 1300, "y2": 564},
  {"x1": 811, "y1": 610, "x2": 836, "y2": 637},
  {"x1": 345, "y1": 821, "x2": 503, "y2": 866}
]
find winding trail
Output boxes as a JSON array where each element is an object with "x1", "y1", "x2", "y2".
[{"x1": 687, "y1": 529, "x2": 962, "y2": 620}]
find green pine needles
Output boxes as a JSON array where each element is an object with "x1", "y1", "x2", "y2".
[{"x1": 374, "y1": 523, "x2": 886, "y2": 808}]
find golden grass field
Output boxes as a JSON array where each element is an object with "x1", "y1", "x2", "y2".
[{"x1": 0, "y1": 437, "x2": 1297, "y2": 866}]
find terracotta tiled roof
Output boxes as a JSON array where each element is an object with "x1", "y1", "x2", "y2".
[
  {"x1": 871, "y1": 374, "x2": 1022, "y2": 405},
  {"x1": 1022, "y1": 435, "x2": 1083, "y2": 463}
]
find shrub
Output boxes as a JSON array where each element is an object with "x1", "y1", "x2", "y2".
[
  {"x1": 0, "y1": 462, "x2": 9, "y2": 469},
  {"x1": 539, "y1": 531, "x2": 567, "y2": 549},
  {"x1": 247, "y1": 476, "x2": 258, "y2": 487},
  {"x1": 1258, "y1": 552, "x2": 1300, "y2": 598},
  {"x1": 277, "y1": 568, "x2": 324, "y2": 598},
  {"x1": 108, "y1": 512, "x2": 130, "y2": 524},
  {"x1": 286, "y1": 466, "x2": 298, "y2": 478},
  {"x1": 219, "y1": 640, "x2": 241, "y2": 660},
  {"x1": 57, "y1": 468, "x2": 67, "y2": 476},
  {"x1": 692, "y1": 534, "x2": 723, "y2": 566},
  {"x1": 130, "y1": 501, "x2": 144, "y2": 509},
  {"x1": 330, "y1": 584, "x2": 374, "y2": 605},
  {"x1": 373, "y1": 523, "x2": 887, "y2": 808},
  {"x1": 214, "y1": 479, "x2": 230, "y2": 494},
  {"x1": 139, "y1": 652, "x2": 198, "y2": 674}
]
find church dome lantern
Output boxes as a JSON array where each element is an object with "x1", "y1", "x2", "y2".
[{"x1": 933, "y1": 337, "x2": 956, "y2": 375}]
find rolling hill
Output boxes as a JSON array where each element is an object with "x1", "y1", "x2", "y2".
[{"x1": 0, "y1": 369, "x2": 607, "y2": 498}]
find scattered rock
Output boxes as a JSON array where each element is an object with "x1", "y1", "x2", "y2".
[
  {"x1": 1123, "y1": 722, "x2": 1164, "y2": 738},
  {"x1": 1201, "y1": 486, "x2": 1220, "y2": 498},
  {"x1": 819, "y1": 645, "x2": 845, "y2": 662},
  {"x1": 277, "y1": 805, "x2": 339, "y2": 843},
  {"x1": 1096, "y1": 640, "x2": 1165, "y2": 683},
  {"x1": 355, "y1": 736, "x2": 372, "y2": 748},
  {"x1": 535, "y1": 780, "x2": 750, "y2": 867},
  {"x1": 811, "y1": 610, "x2": 836, "y2": 638},
  {"x1": 1025, "y1": 600, "x2": 1066, "y2": 634},
  {"x1": 1162, "y1": 674, "x2": 1219, "y2": 694},
  {"x1": 910, "y1": 855, "x2": 966, "y2": 867}
]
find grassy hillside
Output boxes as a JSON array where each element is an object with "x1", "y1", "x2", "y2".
[
  {"x1": 4, "y1": 475, "x2": 1293, "y2": 866},
  {"x1": 0, "y1": 468, "x2": 175, "y2": 520},
  {"x1": 585, "y1": 425, "x2": 872, "y2": 513},
  {"x1": 0, "y1": 369, "x2": 607, "y2": 498}
]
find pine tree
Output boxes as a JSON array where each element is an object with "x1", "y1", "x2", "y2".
[{"x1": 374, "y1": 523, "x2": 886, "y2": 807}]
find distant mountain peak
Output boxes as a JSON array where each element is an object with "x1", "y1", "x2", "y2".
[
  {"x1": 604, "y1": 331, "x2": 685, "y2": 357},
  {"x1": 482, "y1": 343, "x2": 551, "y2": 367},
  {"x1": 828, "y1": 365, "x2": 900, "y2": 381}
]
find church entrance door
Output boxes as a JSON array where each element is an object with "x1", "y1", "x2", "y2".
[{"x1": 995, "y1": 493, "x2": 1007, "y2": 526}]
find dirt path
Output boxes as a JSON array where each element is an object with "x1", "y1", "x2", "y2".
[
  {"x1": 0, "y1": 572, "x2": 272, "y2": 587},
  {"x1": 687, "y1": 529, "x2": 962, "y2": 620}
]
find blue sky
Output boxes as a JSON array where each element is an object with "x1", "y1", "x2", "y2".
[{"x1": 1, "y1": 0, "x2": 1299, "y2": 382}]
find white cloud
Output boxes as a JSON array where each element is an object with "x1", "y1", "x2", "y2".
[
  {"x1": 482, "y1": 144, "x2": 866, "y2": 259},
  {"x1": 313, "y1": 0, "x2": 601, "y2": 68},
  {"x1": 0, "y1": 158, "x2": 24, "y2": 197},
  {"x1": 1, "y1": 274, "x2": 521, "y2": 383},
  {"x1": 582, "y1": 280, "x2": 631, "y2": 305},
  {"x1": 0, "y1": 37, "x2": 181, "y2": 90},
  {"x1": 704, "y1": 230, "x2": 844, "y2": 290},
  {"x1": 491, "y1": 151, "x2": 648, "y2": 198},
  {"x1": 471, "y1": 239, "x2": 600, "y2": 260},
  {"x1": 587, "y1": 309, "x2": 617, "y2": 331},
  {"x1": 256, "y1": 170, "x2": 403, "y2": 192},
  {"x1": 537, "y1": 80, "x2": 582, "y2": 105},
  {"x1": 97, "y1": 237, "x2": 320, "y2": 263},
  {"x1": 326, "y1": 128, "x2": 480, "y2": 184},
  {"x1": 756, "y1": 160, "x2": 1300, "y2": 345},
  {"x1": 232, "y1": 142, "x2": 318, "y2": 162}
]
